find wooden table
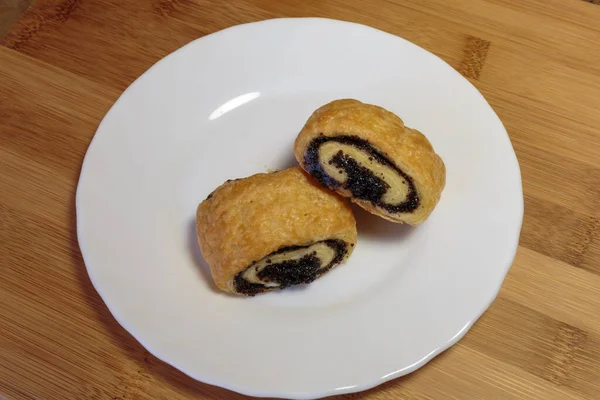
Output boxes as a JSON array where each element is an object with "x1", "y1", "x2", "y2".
[{"x1": 2, "y1": 0, "x2": 600, "y2": 398}]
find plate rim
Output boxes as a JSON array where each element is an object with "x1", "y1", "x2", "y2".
[{"x1": 76, "y1": 17, "x2": 524, "y2": 399}]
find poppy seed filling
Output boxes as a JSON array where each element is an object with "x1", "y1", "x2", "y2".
[
  {"x1": 304, "y1": 135, "x2": 419, "y2": 213},
  {"x1": 234, "y1": 239, "x2": 348, "y2": 296}
]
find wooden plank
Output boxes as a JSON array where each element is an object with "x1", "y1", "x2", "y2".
[
  {"x1": 464, "y1": 295, "x2": 600, "y2": 398},
  {"x1": 2, "y1": 0, "x2": 600, "y2": 398}
]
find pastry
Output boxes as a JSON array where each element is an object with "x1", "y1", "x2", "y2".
[
  {"x1": 294, "y1": 99, "x2": 445, "y2": 225},
  {"x1": 196, "y1": 167, "x2": 357, "y2": 295}
]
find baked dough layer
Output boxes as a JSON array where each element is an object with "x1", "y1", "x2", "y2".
[
  {"x1": 196, "y1": 167, "x2": 357, "y2": 295},
  {"x1": 294, "y1": 99, "x2": 446, "y2": 225}
]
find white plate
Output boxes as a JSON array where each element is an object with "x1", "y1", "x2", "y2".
[{"x1": 77, "y1": 18, "x2": 523, "y2": 399}]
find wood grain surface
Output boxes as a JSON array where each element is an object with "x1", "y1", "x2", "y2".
[{"x1": 2, "y1": 0, "x2": 600, "y2": 399}]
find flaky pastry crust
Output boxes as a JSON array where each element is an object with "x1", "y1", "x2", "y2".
[
  {"x1": 196, "y1": 167, "x2": 357, "y2": 293},
  {"x1": 294, "y1": 99, "x2": 445, "y2": 225}
]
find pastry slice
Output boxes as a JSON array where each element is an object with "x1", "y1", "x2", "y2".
[
  {"x1": 196, "y1": 167, "x2": 357, "y2": 295},
  {"x1": 294, "y1": 99, "x2": 445, "y2": 225}
]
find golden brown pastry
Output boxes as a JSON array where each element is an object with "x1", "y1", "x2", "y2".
[
  {"x1": 294, "y1": 99, "x2": 446, "y2": 225},
  {"x1": 196, "y1": 167, "x2": 357, "y2": 295}
]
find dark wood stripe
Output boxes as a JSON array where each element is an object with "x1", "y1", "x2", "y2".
[
  {"x1": 464, "y1": 296, "x2": 597, "y2": 395},
  {"x1": 458, "y1": 36, "x2": 491, "y2": 80},
  {"x1": 153, "y1": 0, "x2": 180, "y2": 16},
  {"x1": 520, "y1": 195, "x2": 600, "y2": 274},
  {"x1": 566, "y1": 215, "x2": 600, "y2": 271},
  {"x1": 54, "y1": 0, "x2": 81, "y2": 23},
  {"x1": 1, "y1": 15, "x2": 46, "y2": 50},
  {"x1": 543, "y1": 322, "x2": 588, "y2": 385},
  {"x1": 0, "y1": 0, "x2": 81, "y2": 50}
]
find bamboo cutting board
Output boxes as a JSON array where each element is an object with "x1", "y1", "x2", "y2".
[{"x1": 2, "y1": 0, "x2": 600, "y2": 399}]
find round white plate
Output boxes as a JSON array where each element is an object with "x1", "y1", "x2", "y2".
[{"x1": 77, "y1": 18, "x2": 523, "y2": 399}]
